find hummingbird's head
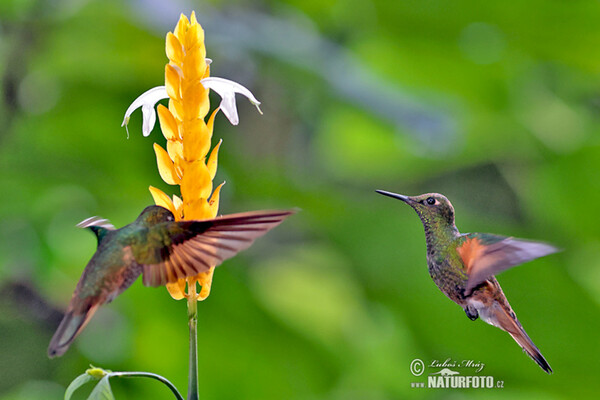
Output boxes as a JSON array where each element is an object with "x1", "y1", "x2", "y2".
[
  {"x1": 137, "y1": 205, "x2": 176, "y2": 226},
  {"x1": 376, "y1": 190, "x2": 456, "y2": 227}
]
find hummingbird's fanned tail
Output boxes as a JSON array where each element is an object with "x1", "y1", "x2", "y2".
[
  {"x1": 48, "y1": 301, "x2": 99, "y2": 358},
  {"x1": 478, "y1": 300, "x2": 552, "y2": 374}
]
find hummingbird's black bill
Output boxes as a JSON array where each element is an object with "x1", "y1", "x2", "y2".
[{"x1": 375, "y1": 190, "x2": 410, "y2": 203}]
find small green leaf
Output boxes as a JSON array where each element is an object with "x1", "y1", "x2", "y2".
[
  {"x1": 88, "y1": 376, "x2": 114, "y2": 400},
  {"x1": 65, "y1": 373, "x2": 95, "y2": 400}
]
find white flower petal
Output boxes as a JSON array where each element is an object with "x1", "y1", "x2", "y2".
[
  {"x1": 200, "y1": 77, "x2": 262, "y2": 125},
  {"x1": 121, "y1": 86, "x2": 169, "y2": 136},
  {"x1": 141, "y1": 104, "x2": 157, "y2": 137},
  {"x1": 222, "y1": 92, "x2": 238, "y2": 125}
]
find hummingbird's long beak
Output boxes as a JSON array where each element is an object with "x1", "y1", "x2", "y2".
[{"x1": 375, "y1": 190, "x2": 411, "y2": 203}]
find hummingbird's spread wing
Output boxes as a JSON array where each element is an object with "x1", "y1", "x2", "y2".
[
  {"x1": 137, "y1": 210, "x2": 295, "y2": 287},
  {"x1": 458, "y1": 234, "x2": 559, "y2": 295}
]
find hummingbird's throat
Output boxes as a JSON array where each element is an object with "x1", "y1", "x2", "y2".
[{"x1": 417, "y1": 211, "x2": 459, "y2": 250}]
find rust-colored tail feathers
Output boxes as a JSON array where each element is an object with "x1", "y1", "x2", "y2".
[
  {"x1": 492, "y1": 303, "x2": 552, "y2": 374},
  {"x1": 48, "y1": 301, "x2": 99, "y2": 358}
]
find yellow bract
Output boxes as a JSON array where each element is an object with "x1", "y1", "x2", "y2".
[
  {"x1": 207, "y1": 139, "x2": 222, "y2": 179},
  {"x1": 153, "y1": 143, "x2": 180, "y2": 185},
  {"x1": 152, "y1": 12, "x2": 222, "y2": 301},
  {"x1": 157, "y1": 105, "x2": 179, "y2": 140},
  {"x1": 149, "y1": 186, "x2": 179, "y2": 217}
]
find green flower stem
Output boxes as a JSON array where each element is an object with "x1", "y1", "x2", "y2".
[
  {"x1": 111, "y1": 371, "x2": 184, "y2": 400},
  {"x1": 187, "y1": 284, "x2": 199, "y2": 400}
]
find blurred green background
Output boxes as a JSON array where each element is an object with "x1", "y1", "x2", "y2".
[{"x1": 1, "y1": 0, "x2": 599, "y2": 399}]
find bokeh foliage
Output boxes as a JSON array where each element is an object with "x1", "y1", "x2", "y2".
[{"x1": 1, "y1": 0, "x2": 599, "y2": 399}]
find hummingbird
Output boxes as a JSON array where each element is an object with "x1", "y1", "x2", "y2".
[
  {"x1": 376, "y1": 190, "x2": 558, "y2": 374},
  {"x1": 48, "y1": 205, "x2": 294, "y2": 358}
]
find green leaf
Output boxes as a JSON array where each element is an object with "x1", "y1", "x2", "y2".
[
  {"x1": 65, "y1": 373, "x2": 95, "y2": 400},
  {"x1": 88, "y1": 376, "x2": 114, "y2": 400}
]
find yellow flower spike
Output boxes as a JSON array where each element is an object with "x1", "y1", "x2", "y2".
[
  {"x1": 120, "y1": 13, "x2": 263, "y2": 304},
  {"x1": 185, "y1": 197, "x2": 212, "y2": 220},
  {"x1": 166, "y1": 32, "x2": 185, "y2": 66},
  {"x1": 153, "y1": 143, "x2": 180, "y2": 185},
  {"x1": 184, "y1": 22, "x2": 204, "y2": 53},
  {"x1": 181, "y1": 80, "x2": 206, "y2": 120},
  {"x1": 185, "y1": 12, "x2": 202, "y2": 43},
  {"x1": 149, "y1": 186, "x2": 178, "y2": 216},
  {"x1": 166, "y1": 280, "x2": 187, "y2": 300},
  {"x1": 174, "y1": 163, "x2": 184, "y2": 182},
  {"x1": 173, "y1": 14, "x2": 190, "y2": 42},
  {"x1": 172, "y1": 195, "x2": 183, "y2": 218},
  {"x1": 167, "y1": 139, "x2": 184, "y2": 165},
  {"x1": 165, "y1": 64, "x2": 182, "y2": 100},
  {"x1": 168, "y1": 98, "x2": 184, "y2": 121},
  {"x1": 196, "y1": 268, "x2": 215, "y2": 300},
  {"x1": 182, "y1": 120, "x2": 210, "y2": 162},
  {"x1": 189, "y1": 11, "x2": 198, "y2": 26},
  {"x1": 182, "y1": 46, "x2": 205, "y2": 82},
  {"x1": 181, "y1": 161, "x2": 212, "y2": 201},
  {"x1": 182, "y1": 21, "x2": 197, "y2": 49},
  {"x1": 157, "y1": 105, "x2": 179, "y2": 141},
  {"x1": 207, "y1": 139, "x2": 222, "y2": 180},
  {"x1": 206, "y1": 108, "x2": 219, "y2": 139},
  {"x1": 208, "y1": 182, "x2": 225, "y2": 216}
]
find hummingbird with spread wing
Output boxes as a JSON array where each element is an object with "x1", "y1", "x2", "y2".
[
  {"x1": 48, "y1": 205, "x2": 294, "y2": 358},
  {"x1": 376, "y1": 190, "x2": 558, "y2": 374}
]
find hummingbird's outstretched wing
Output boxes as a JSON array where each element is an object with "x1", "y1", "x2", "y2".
[
  {"x1": 137, "y1": 210, "x2": 295, "y2": 287},
  {"x1": 458, "y1": 233, "x2": 559, "y2": 295}
]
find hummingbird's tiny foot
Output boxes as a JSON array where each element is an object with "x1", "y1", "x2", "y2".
[{"x1": 464, "y1": 305, "x2": 479, "y2": 321}]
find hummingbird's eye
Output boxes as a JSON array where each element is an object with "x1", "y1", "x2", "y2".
[{"x1": 426, "y1": 197, "x2": 436, "y2": 205}]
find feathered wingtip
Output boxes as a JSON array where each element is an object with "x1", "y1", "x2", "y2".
[{"x1": 141, "y1": 209, "x2": 298, "y2": 287}]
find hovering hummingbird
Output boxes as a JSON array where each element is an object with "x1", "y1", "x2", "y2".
[
  {"x1": 376, "y1": 190, "x2": 558, "y2": 374},
  {"x1": 48, "y1": 205, "x2": 294, "y2": 358}
]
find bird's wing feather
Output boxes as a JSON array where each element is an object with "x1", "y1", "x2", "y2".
[
  {"x1": 138, "y1": 210, "x2": 294, "y2": 287},
  {"x1": 458, "y1": 233, "x2": 558, "y2": 295}
]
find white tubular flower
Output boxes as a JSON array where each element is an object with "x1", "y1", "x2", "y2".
[
  {"x1": 121, "y1": 86, "x2": 169, "y2": 137},
  {"x1": 123, "y1": 75, "x2": 261, "y2": 136},
  {"x1": 200, "y1": 77, "x2": 262, "y2": 125}
]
